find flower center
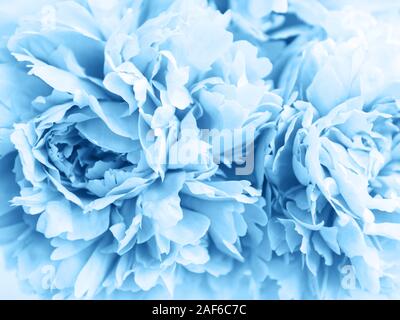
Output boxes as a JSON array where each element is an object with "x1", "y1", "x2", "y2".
[{"x1": 45, "y1": 125, "x2": 131, "y2": 191}]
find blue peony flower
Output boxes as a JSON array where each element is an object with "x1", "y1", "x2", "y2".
[
  {"x1": 0, "y1": 0, "x2": 281, "y2": 299},
  {"x1": 264, "y1": 8, "x2": 400, "y2": 299}
]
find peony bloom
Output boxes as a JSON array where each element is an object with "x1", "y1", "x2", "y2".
[
  {"x1": 0, "y1": 0, "x2": 281, "y2": 299},
  {"x1": 264, "y1": 8, "x2": 400, "y2": 299}
]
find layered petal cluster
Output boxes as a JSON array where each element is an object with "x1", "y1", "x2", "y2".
[
  {"x1": 265, "y1": 5, "x2": 400, "y2": 299},
  {"x1": 0, "y1": 0, "x2": 281, "y2": 299},
  {"x1": 215, "y1": 0, "x2": 288, "y2": 42}
]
